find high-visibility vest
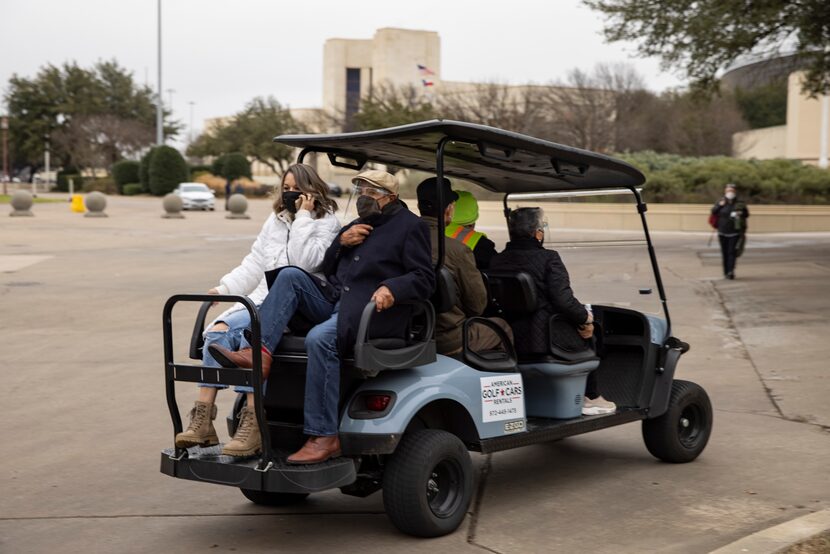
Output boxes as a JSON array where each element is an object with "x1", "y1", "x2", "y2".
[{"x1": 445, "y1": 223, "x2": 484, "y2": 250}]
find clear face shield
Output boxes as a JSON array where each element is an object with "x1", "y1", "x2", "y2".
[{"x1": 342, "y1": 182, "x2": 393, "y2": 221}]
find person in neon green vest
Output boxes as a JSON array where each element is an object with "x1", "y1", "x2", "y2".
[{"x1": 445, "y1": 190, "x2": 498, "y2": 269}]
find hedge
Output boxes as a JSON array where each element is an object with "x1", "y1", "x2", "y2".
[
  {"x1": 112, "y1": 160, "x2": 140, "y2": 194},
  {"x1": 122, "y1": 183, "x2": 143, "y2": 196},
  {"x1": 139, "y1": 148, "x2": 157, "y2": 193},
  {"x1": 618, "y1": 152, "x2": 830, "y2": 204},
  {"x1": 56, "y1": 169, "x2": 84, "y2": 193},
  {"x1": 82, "y1": 177, "x2": 117, "y2": 194},
  {"x1": 148, "y1": 145, "x2": 189, "y2": 196}
]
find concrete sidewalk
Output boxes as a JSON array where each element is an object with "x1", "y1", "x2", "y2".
[{"x1": 1, "y1": 197, "x2": 828, "y2": 553}]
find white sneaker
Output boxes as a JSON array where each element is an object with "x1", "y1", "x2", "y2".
[{"x1": 582, "y1": 395, "x2": 616, "y2": 416}]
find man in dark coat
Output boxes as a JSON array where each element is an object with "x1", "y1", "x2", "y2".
[
  {"x1": 489, "y1": 207, "x2": 615, "y2": 416},
  {"x1": 210, "y1": 169, "x2": 434, "y2": 464},
  {"x1": 416, "y1": 177, "x2": 511, "y2": 355},
  {"x1": 711, "y1": 183, "x2": 749, "y2": 280}
]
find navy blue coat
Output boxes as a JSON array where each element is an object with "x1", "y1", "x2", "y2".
[{"x1": 321, "y1": 201, "x2": 435, "y2": 356}]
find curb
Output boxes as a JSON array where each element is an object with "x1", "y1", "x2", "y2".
[{"x1": 710, "y1": 509, "x2": 830, "y2": 553}]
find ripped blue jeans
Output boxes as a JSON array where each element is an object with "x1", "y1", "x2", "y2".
[{"x1": 199, "y1": 307, "x2": 257, "y2": 394}]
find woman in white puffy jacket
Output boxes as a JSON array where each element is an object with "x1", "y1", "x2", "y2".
[{"x1": 176, "y1": 163, "x2": 341, "y2": 457}]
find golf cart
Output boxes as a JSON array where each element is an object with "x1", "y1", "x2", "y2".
[{"x1": 161, "y1": 120, "x2": 712, "y2": 538}]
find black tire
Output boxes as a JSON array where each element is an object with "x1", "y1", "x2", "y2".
[
  {"x1": 642, "y1": 379, "x2": 713, "y2": 463},
  {"x1": 382, "y1": 429, "x2": 473, "y2": 537},
  {"x1": 240, "y1": 488, "x2": 309, "y2": 506}
]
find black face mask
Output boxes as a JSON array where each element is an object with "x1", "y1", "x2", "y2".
[
  {"x1": 282, "y1": 191, "x2": 302, "y2": 214},
  {"x1": 356, "y1": 195, "x2": 382, "y2": 221}
]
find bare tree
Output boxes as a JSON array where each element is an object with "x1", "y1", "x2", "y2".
[
  {"x1": 52, "y1": 114, "x2": 153, "y2": 174},
  {"x1": 437, "y1": 82, "x2": 550, "y2": 136}
]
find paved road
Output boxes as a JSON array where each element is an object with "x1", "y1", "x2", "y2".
[{"x1": 1, "y1": 197, "x2": 828, "y2": 553}]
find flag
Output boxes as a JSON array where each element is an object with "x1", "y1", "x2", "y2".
[
  {"x1": 417, "y1": 64, "x2": 436, "y2": 76},
  {"x1": 422, "y1": 79, "x2": 434, "y2": 87}
]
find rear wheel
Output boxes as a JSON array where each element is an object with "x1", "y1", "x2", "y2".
[
  {"x1": 383, "y1": 429, "x2": 472, "y2": 537},
  {"x1": 240, "y1": 488, "x2": 309, "y2": 506},
  {"x1": 642, "y1": 380, "x2": 712, "y2": 463}
]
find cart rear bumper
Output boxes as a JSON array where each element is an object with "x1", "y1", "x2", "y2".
[{"x1": 160, "y1": 446, "x2": 357, "y2": 493}]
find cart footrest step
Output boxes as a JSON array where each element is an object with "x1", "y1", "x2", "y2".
[{"x1": 160, "y1": 446, "x2": 356, "y2": 493}]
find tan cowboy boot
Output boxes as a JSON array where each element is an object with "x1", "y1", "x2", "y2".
[
  {"x1": 221, "y1": 406, "x2": 262, "y2": 457},
  {"x1": 175, "y1": 401, "x2": 219, "y2": 448},
  {"x1": 208, "y1": 344, "x2": 273, "y2": 380},
  {"x1": 286, "y1": 436, "x2": 341, "y2": 465}
]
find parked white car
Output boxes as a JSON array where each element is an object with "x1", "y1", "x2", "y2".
[{"x1": 175, "y1": 182, "x2": 215, "y2": 211}]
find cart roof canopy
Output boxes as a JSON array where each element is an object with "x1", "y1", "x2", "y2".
[{"x1": 275, "y1": 120, "x2": 645, "y2": 194}]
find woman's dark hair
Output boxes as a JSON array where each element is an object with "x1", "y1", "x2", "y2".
[
  {"x1": 508, "y1": 207, "x2": 545, "y2": 240},
  {"x1": 273, "y1": 163, "x2": 338, "y2": 218}
]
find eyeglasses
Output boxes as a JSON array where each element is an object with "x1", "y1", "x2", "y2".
[{"x1": 353, "y1": 183, "x2": 391, "y2": 198}]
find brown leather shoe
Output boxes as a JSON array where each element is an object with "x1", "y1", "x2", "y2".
[
  {"x1": 286, "y1": 436, "x2": 341, "y2": 465},
  {"x1": 208, "y1": 344, "x2": 272, "y2": 379}
]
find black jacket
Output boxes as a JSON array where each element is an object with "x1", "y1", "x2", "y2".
[
  {"x1": 322, "y1": 200, "x2": 435, "y2": 356},
  {"x1": 472, "y1": 236, "x2": 498, "y2": 270},
  {"x1": 711, "y1": 197, "x2": 749, "y2": 236},
  {"x1": 489, "y1": 238, "x2": 589, "y2": 355}
]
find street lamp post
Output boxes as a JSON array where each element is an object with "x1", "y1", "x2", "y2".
[
  {"x1": 189, "y1": 101, "x2": 195, "y2": 144},
  {"x1": 819, "y1": 93, "x2": 829, "y2": 169},
  {"x1": 1, "y1": 116, "x2": 8, "y2": 195},
  {"x1": 156, "y1": 0, "x2": 163, "y2": 145}
]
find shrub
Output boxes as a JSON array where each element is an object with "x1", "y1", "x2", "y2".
[
  {"x1": 211, "y1": 154, "x2": 228, "y2": 177},
  {"x1": 112, "y1": 160, "x2": 140, "y2": 193},
  {"x1": 189, "y1": 164, "x2": 211, "y2": 175},
  {"x1": 56, "y1": 168, "x2": 84, "y2": 193},
  {"x1": 122, "y1": 183, "x2": 143, "y2": 196},
  {"x1": 222, "y1": 153, "x2": 252, "y2": 181},
  {"x1": 148, "y1": 145, "x2": 189, "y2": 196},
  {"x1": 195, "y1": 174, "x2": 269, "y2": 197},
  {"x1": 139, "y1": 147, "x2": 158, "y2": 193},
  {"x1": 82, "y1": 177, "x2": 117, "y2": 194},
  {"x1": 617, "y1": 151, "x2": 830, "y2": 204}
]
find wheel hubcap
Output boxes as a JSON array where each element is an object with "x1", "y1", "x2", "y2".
[
  {"x1": 426, "y1": 459, "x2": 463, "y2": 518},
  {"x1": 678, "y1": 404, "x2": 704, "y2": 448}
]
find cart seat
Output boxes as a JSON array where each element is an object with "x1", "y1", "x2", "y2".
[{"x1": 276, "y1": 334, "x2": 406, "y2": 353}]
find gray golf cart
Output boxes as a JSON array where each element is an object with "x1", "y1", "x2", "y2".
[{"x1": 161, "y1": 120, "x2": 711, "y2": 538}]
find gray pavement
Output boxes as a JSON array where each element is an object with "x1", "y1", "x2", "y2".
[{"x1": 1, "y1": 196, "x2": 829, "y2": 553}]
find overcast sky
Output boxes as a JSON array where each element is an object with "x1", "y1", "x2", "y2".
[{"x1": 1, "y1": 0, "x2": 685, "y2": 140}]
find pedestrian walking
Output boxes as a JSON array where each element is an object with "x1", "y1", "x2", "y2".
[{"x1": 710, "y1": 183, "x2": 749, "y2": 279}]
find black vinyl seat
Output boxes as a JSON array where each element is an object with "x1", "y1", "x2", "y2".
[{"x1": 482, "y1": 270, "x2": 598, "y2": 365}]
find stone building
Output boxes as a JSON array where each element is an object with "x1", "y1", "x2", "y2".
[{"x1": 727, "y1": 55, "x2": 830, "y2": 167}]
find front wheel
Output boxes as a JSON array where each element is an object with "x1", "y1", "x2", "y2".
[
  {"x1": 240, "y1": 488, "x2": 309, "y2": 506},
  {"x1": 382, "y1": 429, "x2": 473, "y2": 537},
  {"x1": 642, "y1": 379, "x2": 713, "y2": 463}
]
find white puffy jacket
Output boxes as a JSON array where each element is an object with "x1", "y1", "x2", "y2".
[{"x1": 211, "y1": 208, "x2": 341, "y2": 324}]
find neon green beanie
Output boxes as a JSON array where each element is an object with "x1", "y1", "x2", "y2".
[{"x1": 451, "y1": 190, "x2": 479, "y2": 226}]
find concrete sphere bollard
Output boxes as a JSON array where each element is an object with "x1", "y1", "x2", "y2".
[
  {"x1": 226, "y1": 193, "x2": 250, "y2": 219},
  {"x1": 84, "y1": 191, "x2": 108, "y2": 218},
  {"x1": 162, "y1": 193, "x2": 185, "y2": 219},
  {"x1": 9, "y1": 190, "x2": 34, "y2": 217}
]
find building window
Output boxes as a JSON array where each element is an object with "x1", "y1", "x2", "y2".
[{"x1": 345, "y1": 68, "x2": 361, "y2": 131}]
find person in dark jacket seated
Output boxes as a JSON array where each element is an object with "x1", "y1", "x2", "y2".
[
  {"x1": 416, "y1": 177, "x2": 513, "y2": 355},
  {"x1": 489, "y1": 207, "x2": 615, "y2": 416},
  {"x1": 210, "y1": 169, "x2": 434, "y2": 463}
]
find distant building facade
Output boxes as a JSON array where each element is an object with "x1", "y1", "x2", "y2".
[{"x1": 727, "y1": 56, "x2": 830, "y2": 166}]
